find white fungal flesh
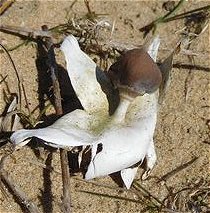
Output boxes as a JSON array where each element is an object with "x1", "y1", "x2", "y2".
[
  {"x1": 147, "y1": 36, "x2": 160, "y2": 62},
  {"x1": 121, "y1": 167, "x2": 139, "y2": 189},
  {"x1": 142, "y1": 139, "x2": 157, "y2": 180},
  {"x1": 85, "y1": 92, "x2": 158, "y2": 185},
  {"x1": 60, "y1": 35, "x2": 109, "y2": 115},
  {"x1": 11, "y1": 109, "x2": 99, "y2": 148},
  {"x1": 10, "y1": 35, "x2": 161, "y2": 189}
]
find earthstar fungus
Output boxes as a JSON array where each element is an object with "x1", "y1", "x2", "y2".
[{"x1": 11, "y1": 35, "x2": 162, "y2": 189}]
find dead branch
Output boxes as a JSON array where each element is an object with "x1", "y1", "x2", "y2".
[
  {"x1": 0, "y1": 24, "x2": 138, "y2": 52},
  {"x1": 0, "y1": 154, "x2": 40, "y2": 213},
  {"x1": 173, "y1": 63, "x2": 210, "y2": 72},
  {"x1": 0, "y1": 24, "x2": 52, "y2": 39},
  {"x1": 0, "y1": 170, "x2": 40, "y2": 213},
  {"x1": 43, "y1": 26, "x2": 72, "y2": 213}
]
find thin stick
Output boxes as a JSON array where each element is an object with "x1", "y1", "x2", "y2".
[
  {"x1": 43, "y1": 27, "x2": 72, "y2": 213},
  {"x1": 0, "y1": 155, "x2": 40, "y2": 213},
  {"x1": 0, "y1": 170, "x2": 40, "y2": 213},
  {"x1": 60, "y1": 149, "x2": 72, "y2": 212},
  {"x1": 0, "y1": 24, "x2": 137, "y2": 52},
  {"x1": 0, "y1": 24, "x2": 52, "y2": 39}
]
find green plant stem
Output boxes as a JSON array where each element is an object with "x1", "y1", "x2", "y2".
[
  {"x1": 162, "y1": 4, "x2": 210, "y2": 23},
  {"x1": 153, "y1": 0, "x2": 186, "y2": 25}
]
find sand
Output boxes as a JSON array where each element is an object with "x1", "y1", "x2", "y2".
[{"x1": 0, "y1": 1, "x2": 209, "y2": 213}]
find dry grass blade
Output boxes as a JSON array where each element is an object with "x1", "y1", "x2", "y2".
[
  {"x1": 133, "y1": 181, "x2": 164, "y2": 207},
  {"x1": 0, "y1": 43, "x2": 22, "y2": 110},
  {"x1": 21, "y1": 81, "x2": 33, "y2": 122},
  {"x1": 157, "y1": 157, "x2": 198, "y2": 183},
  {"x1": 79, "y1": 189, "x2": 140, "y2": 204},
  {"x1": 0, "y1": 0, "x2": 15, "y2": 15},
  {"x1": 79, "y1": 180, "x2": 164, "y2": 212},
  {"x1": 173, "y1": 63, "x2": 210, "y2": 72},
  {"x1": 0, "y1": 95, "x2": 19, "y2": 132},
  {"x1": 0, "y1": 75, "x2": 7, "y2": 84}
]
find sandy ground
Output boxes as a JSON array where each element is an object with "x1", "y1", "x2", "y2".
[{"x1": 0, "y1": 1, "x2": 209, "y2": 213}]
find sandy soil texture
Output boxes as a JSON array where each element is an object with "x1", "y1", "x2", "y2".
[{"x1": 0, "y1": 1, "x2": 209, "y2": 213}]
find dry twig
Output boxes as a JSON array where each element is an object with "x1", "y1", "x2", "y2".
[
  {"x1": 42, "y1": 26, "x2": 72, "y2": 213},
  {"x1": 0, "y1": 170, "x2": 40, "y2": 213},
  {"x1": 0, "y1": 154, "x2": 40, "y2": 213}
]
